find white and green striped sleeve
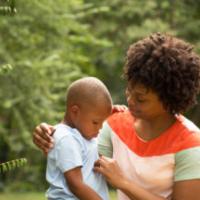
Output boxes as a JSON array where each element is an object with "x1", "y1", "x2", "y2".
[
  {"x1": 97, "y1": 121, "x2": 113, "y2": 158},
  {"x1": 174, "y1": 146, "x2": 200, "y2": 181}
]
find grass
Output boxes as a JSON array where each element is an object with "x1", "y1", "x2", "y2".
[
  {"x1": 0, "y1": 192, "x2": 45, "y2": 200},
  {"x1": 0, "y1": 190, "x2": 117, "y2": 200}
]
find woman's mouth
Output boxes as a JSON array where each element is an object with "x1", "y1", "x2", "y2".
[{"x1": 128, "y1": 107, "x2": 140, "y2": 116}]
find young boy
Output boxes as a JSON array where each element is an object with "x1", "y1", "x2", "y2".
[{"x1": 46, "y1": 77, "x2": 112, "y2": 200}]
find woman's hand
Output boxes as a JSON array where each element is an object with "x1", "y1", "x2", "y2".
[
  {"x1": 32, "y1": 122, "x2": 55, "y2": 155},
  {"x1": 94, "y1": 156, "x2": 126, "y2": 189},
  {"x1": 112, "y1": 105, "x2": 127, "y2": 114},
  {"x1": 94, "y1": 156, "x2": 166, "y2": 200}
]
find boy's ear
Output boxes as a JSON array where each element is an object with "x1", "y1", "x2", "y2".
[{"x1": 70, "y1": 105, "x2": 79, "y2": 115}]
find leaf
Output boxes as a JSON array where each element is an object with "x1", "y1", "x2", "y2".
[{"x1": 0, "y1": 158, "x2": 27, "y2": 173}]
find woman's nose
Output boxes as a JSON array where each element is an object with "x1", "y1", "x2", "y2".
[{"x1": 127, "y1": 95, "x2": 135, "y2": 105}]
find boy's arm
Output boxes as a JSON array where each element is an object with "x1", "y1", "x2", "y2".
[{"x1": 64, "y1": 167, "x2": 102, "y2": 200}]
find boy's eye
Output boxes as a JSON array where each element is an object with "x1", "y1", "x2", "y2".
[{"x1": 92, "y1": 121, "x2": 99, "y2": 125}]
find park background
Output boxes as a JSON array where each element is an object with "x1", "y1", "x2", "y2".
[{"x1": 0, "y1": 0, "x2": 200, "y2": 199}]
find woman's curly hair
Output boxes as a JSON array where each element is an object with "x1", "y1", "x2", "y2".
[{"x1": 124, "y1": 32, "x2": 200, "y2": 114}]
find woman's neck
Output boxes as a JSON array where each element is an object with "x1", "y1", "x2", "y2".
[{"x1": 134, "y1": 113, "x2": 177, "y2": 141}]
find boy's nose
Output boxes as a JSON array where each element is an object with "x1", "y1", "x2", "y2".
[{"x1": 96, "y1": 123, "x2": 103, "y2": 133}]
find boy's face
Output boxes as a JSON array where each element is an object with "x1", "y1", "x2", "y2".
[
  {"x1": 125, "y1": 82, "x2": 168, "y2": 120},
  {"x1": 72, "y1": 103, "x2": 111, "y2": 140}
]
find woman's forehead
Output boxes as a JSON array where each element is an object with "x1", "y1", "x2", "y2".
[
  {"x1": 127, "y1": 84, "x2": 160, "y2": 101},
  {"x1": 127, "y1": 82, "x2": 149, "y2": 94}
]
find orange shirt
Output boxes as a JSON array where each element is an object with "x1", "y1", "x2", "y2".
[{"x1": 98, "y1": 111, "x2": 200, "y2": 200}]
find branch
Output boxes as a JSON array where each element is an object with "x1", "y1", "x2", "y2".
[{"x1": 0, "y1": 158, "x2": 27, "y2": 173}]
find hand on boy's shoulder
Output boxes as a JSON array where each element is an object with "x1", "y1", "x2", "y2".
[
  {"x1": 33, "y1": 122, "x2": 55, "y2": 155},
  {"x1": 112, "y1": 104, "x2": 128, "y2": 114}
]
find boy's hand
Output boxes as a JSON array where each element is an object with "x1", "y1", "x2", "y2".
[{"x1": 32, "y1": 122, "x2": 55, "y2": 155}]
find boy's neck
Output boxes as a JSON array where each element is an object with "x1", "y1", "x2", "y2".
[{"x1": 62, "y1": 113, "x2": 75, "y2": 128}]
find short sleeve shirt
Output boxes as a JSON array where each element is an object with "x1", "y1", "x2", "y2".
[
  {"x1": 98, "y1": 111, "x2": 200, "y2": 200},
  {"x1": 46, "y1": 124, "x2": 109, "y2": 200}
]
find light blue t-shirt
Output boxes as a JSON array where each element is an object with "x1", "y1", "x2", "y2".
[{"x1": 46, "y1": 124, "x2": 109, "y2": 200}]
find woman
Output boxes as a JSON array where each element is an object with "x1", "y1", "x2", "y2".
[{"x1": 33, "y1": 33, "x2": 200, "y2": 200}]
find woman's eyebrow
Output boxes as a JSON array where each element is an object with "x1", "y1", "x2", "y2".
[{"x1": 134, "y1": 90, "x2": 148, "y2": 96}]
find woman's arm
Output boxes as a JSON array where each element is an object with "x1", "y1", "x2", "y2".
[
  {"x1": 94, "y1": 156, "x2": 166, "y2": 200},
  {"x1": 95, "y1": 156, "x2": 200, "y2": 200},
  {"x1": 98, "y1": 122, "x2": 113, "y2": 157},
  {"x1": 64, "y1": 167, "x2": 102, "y2": 200},
  {"x1": 32, "y1": 105, "x2": 125, "y2": 154},
  {"x1": 172, "y1": 145, "x2": 200, "y2": 200},
  {"x1": 172, "y1": 180, "x2": 200, "y2": 200}
]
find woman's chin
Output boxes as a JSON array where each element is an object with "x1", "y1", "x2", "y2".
[{"x1": 130, "y1": 111, "x2": 141, "y2": 118}]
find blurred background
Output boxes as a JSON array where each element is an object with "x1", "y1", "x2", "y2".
[{"x1": 0, "y1": 0, "x2": 200, "y2": 199}]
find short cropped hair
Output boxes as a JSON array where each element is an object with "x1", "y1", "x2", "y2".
[
  {"x1": 124, "y1": 32, "x2": 200, "y2": 114},
  {"x1": 66, "y1": 77, "x2": 112, "y2": 109}
]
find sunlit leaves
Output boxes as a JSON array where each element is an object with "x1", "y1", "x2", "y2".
[{"x1": 0, "y1": 158, "x2": 27, "y2": 173}]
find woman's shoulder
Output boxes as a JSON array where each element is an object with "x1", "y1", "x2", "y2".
[
  {"x1": 177, "y1": 115, "x2": 200, "y2": 133},
  {"x1": 107, "y1": 110, "x2": 133, "y2": 125},
  {"x1": 175, "y1": 115, "x2": 200, "y2": 152},
  {"x1": 174, "y1": 144, "x2": 200, "y2": 181}
]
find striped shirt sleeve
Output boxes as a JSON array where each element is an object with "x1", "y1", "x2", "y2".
[
  {"x1": 97, "y1": 121, "x2": 113, "y2": 158},
  {"x1": 174, "y1": 146, "x2": 200, "y2": 181}
]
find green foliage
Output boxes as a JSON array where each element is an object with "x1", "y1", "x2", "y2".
[
  {"x1": 0, "y1": 192, "x2": 46, "y2": 200},
  {"x1": 0, "y1": 158, "x2": 27, "y2": 173},
  {"x1": 0, "y1": 0, "x2": 200, "y2": 192},
  {"x1": 0, "y1": 191, "x2": 116, "y2": 200},
  {"x1": 0, "y1": 64, "x2": 13, "y2": 74},
  {"x1": 0, "y1": 0, "x2": 16, "y2": 15},
  {"x1": 82, "y1": 0, "x2": 200, "y2": 104},
  {"x1": 0, "y1": 0, "x2": 112, "y2": 191}
]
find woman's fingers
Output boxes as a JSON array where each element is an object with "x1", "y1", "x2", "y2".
[
  {"x1": 33, "y1": 132, "x2": 53, "y2": 153},
  {"x1": 40, "y1": 123, "x2": 55, "y2": 138},
  {"x1": 112, "y1": 104, "x2": 128, "y2": 114},
  {"x1": 94, "y1": 156, "x2": 125, "y2": 188},
  {"x1": 33, "y1": 123, "x2": 55, "y2": 153},
  {"x1": 94, "y1": 156, "x2": 114, "y2": 174},
  {"x1": 99, "y1": 156, "x2": 115, "y2": 167}
]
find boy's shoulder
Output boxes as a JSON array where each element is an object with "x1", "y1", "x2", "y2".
[
  {"x1": 53, "y1": 124, "x2": 82, "y2": 144},
  {"x1": 53, "y1": 124, "x2": 71, "y2": 141}
]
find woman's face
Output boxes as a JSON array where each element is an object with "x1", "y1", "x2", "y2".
[{"x1": 125, "y1": 83, "x2": 168, "y2": 120}]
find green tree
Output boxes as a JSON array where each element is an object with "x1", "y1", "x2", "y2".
[
  {"x1": 0, "y1": 0, "x2": 110, "y2": 190},
  {"x1": 1, "y1": 0, "x2": 200, "y2": 192},
  {"x1": 83, "y1": 0, "x2": 200, "y2": 123}
]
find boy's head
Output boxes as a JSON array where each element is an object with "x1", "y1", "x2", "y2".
[
  {"x1": 65, "y1": 77, "x2": 112, "y2": 140},
  {"x1": 124, "y1": 32, "x2": 200, "y2": 114}
]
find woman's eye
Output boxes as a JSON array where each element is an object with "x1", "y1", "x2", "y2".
[{"x1": 137, "y1": 99, "x2": 146, "y2": 103}]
